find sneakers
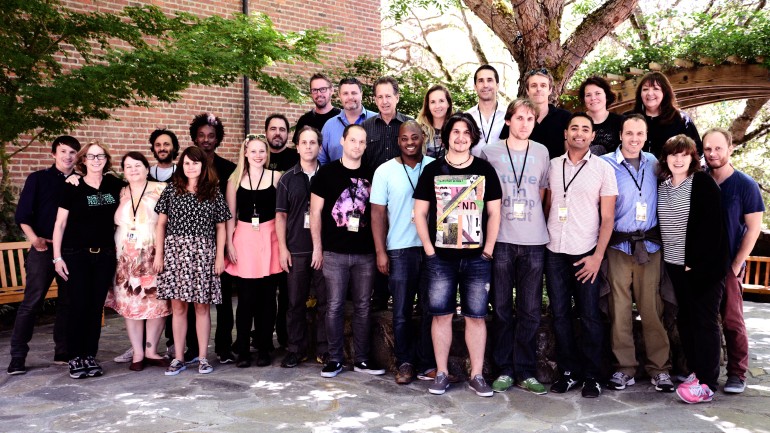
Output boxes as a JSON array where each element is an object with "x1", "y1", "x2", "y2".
[
  {"x1": 518, "y1": 377, "x2": 547, "y2": 395},
  {"x1": 7, "y1": 358, "x2": 26, "y2": 375},
  {"x1": 353, "y1": 360, "x2": 385, "y2": 375},
  {"x1": 281, "y1": 352, "x2": 304, "y2": 368},
  {"x1": 491, "y1": 375, "x2": 513, "y2": 392},
  {"x1": 218, "y1": 352, "x2": 236, "y2": 364},
  {"x1": 113, "y1": 347, "x2": 134, "y2": 363},
  {"x1": 677, "y1": 372, "x2": 697, "y2": 384},
  {"x1": 582, "y1": 378, "x2": 602, "y2": 398},
  {"x1": 417, "y1": 367, "x2": 437, "y2": 381},
  {"x1": 550, "y1": 371, "x2": 581, "y2": 393},
  {"x1": 395, "y1": 363, "x2": 415, "y2": 385},
  {"x1": 198, "y1": 358, "x2": 213, "y2": 374},
  {"x1": 651, "y1": 373, "x2": 675, "y2": 393},
  {"x1": 468, "y1": 374, "x2": 494, "y2": 397},
  {"x1": 724, "y1": 375, "x2": 746, "y2": 394},
  {"x1": 607, "y1": 371, "x2": 635, "y2": 390},
  {"x1": 83, "y1": 356, "x2": 103, "y2": 377},
  {"x1": 428, "y1": 372, "x2": 450, "y2": 395},
  {"x1": 321, "y1": 361, "x2": 343, "y2": 378},
  {"x1": 677, "y1": 382, "x2": 715, "y2": 404},
  {"x1": 68, "y1": 357, "x2": 88, "y2": 379},
  {"x1": 165, "y1": 359, "x2": 187, "y2": 376}
]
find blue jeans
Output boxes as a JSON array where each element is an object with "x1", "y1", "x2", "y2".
[
  {"x1": 388, "y1": 247, "x2": 434, "y2": 368},
  {"x1": 491, "y1": 243, "x2": 545, "y2": 380},
  {"x1": 425, "y1": 254, "x2": 491, "y2": 318},
  {"x1": 322, "y1": 252, "x2": 375, "y2": 363},
  {"x1": 545, "y1": 249, "x2": 603, "y2": 379}
]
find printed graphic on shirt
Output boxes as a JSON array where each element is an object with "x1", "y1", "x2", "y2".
[
  {"x1": 331, "y1": 178, "x2": 371, "y2": 227},
  {"x1": 434, "y1": 174, "x2": 486, "y2": 248},
  {"x1": 87, "y1": 192, "x2": 116, "y2": 206}
]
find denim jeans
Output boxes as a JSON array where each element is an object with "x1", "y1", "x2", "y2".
[
  {"x1": 10, "y1": 248, "x2": 68, "y2": 360},
  {"x1": 491, "y1": 243, "x2": 545, "y2": 380},
  {"x1": 425, "y1": 254, "x2": 491, "y2": 318},
  {"x1": 322, "y1": 252, "x2": 376, "y2": 363},
  {"x1": 286, "y1": 253, "x2": 327, "y2": 356},
  {"x1": 545, "y1": 249, "x2": 603, "y2": 379},
  {"x1": 388, "y1": 247, "x2": 434, "y2": 367}
]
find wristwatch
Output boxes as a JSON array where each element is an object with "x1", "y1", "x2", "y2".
[{"x1": 52, "y1": 257, "x2": 63, "y2": 264}]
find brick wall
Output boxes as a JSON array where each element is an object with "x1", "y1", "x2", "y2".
[{"x1": 7, "y1": 0, "x2": 381, "y2": 190}]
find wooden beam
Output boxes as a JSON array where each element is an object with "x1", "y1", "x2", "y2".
[
  {"x1": 627, "y1": 67, "x2": 645, "y2": 75},
  {"x1": 604, "y1": 73, "x2": 624, "y2": 82},
  {"x1": 727, "y1": 55, "x2": 745, "y2": 64},
  {"x1": 699, "y1": 57, "x2": 717, "y2": 65},
  {"x1": 649, "y1": 62, "x2": 663, "y2": 71},
  {"x1": 674, "y1": 58, "x2": 694, "y2": 68}
]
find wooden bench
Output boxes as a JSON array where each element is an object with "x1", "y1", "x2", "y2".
[
  {"x1": 743, "y1": 256, "x2": 770, "y2": 295},
  {"x1": 0, "y1": 241, "x2": 58, "y2": 304}
]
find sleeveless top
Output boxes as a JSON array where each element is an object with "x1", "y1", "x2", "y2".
[{"x1": 236, "y1": 170, "x2": 276, "y2": 223}]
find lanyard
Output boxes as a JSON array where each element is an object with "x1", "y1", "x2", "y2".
[
  {"x1": 304, "y1": 164, "x2": 319, "y2": 208},
  {"x1": 476, "y1": 102, "x2": 498, "y2": 144},
  {"x1": 504, "y1": 140, "x2": 529, "y2": 193},
  {"x1": 247, "y1": 168, "x2": 266, "y2": 215},
  {"x1": 401, "y1": 157, "x2": 423, "y2": 193},
  {"x1": 562, "y1": 154, "x2": 590, "y2": 199},
  {"x1": 622, "y1": 161, "x2": 645, "y2": 198},
  {"x1": 128, "y1": 181, "x2": 148, "y2": 226}
]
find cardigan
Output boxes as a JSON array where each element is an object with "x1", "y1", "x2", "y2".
[{"x1": 683, "y1": 171, "x2": 729, "y2": 282}]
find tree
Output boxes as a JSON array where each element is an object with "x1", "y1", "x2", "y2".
[{"x1": 0, "y1": 0, "x2": 330, "y2": 239}]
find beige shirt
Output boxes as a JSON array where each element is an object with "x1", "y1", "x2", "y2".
[{"x1": 546, "y1": 151, "x2": 618, "y2": 255}]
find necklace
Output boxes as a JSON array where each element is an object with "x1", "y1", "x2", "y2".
[{"x1": 445, "y1": 153, "x2": 471, "y2": 168}]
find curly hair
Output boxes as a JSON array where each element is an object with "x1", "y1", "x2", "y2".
[
  {"x1": 189, "y1": 113, "x2": 225, "y2": 148},
  {"x1": 172, "y1": 146, "x2": 220, "y2": 201},
  {"x1": 149, "y1": 129, "x2": 180, "y2": 161}
]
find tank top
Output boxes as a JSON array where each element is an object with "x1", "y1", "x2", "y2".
[{"x1": 236, "y1": 170, "x2": 276, "y2": 223}]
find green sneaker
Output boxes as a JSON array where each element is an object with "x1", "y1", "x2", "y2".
[
  {"x1": 492, "y1": 375, "x2": 514, "y2": 392},
  {"x1": 518, "y1": 377, "x2": 547, "y2": 395}
]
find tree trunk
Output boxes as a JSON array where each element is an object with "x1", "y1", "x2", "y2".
[{"x1": 730, "y1": 97, "x2": 770, "y2": 145}]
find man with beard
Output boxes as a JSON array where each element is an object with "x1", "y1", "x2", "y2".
[
  {"x1": 148, "y1": 129, "x2": 180, "y2": 182},
  {"x1": 319, "y1": 78, "x2": 375, "y2": 165},
  {"x1": 292, "y1": 74, "x2": 341, "y2": 145},
  {"x1": 266, "y1": 114, "x2": 300, "y2": 172}
]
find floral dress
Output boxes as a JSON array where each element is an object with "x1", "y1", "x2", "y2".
[{"x1": 105, "y1": 182, "x2": 171, "y2": 319}]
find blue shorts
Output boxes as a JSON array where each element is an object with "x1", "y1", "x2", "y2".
[{"x1": 424, "y1": 254, "x2": 491, "y2": 318}]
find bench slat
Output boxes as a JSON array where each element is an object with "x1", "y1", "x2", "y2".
[
  {"x1": 0, "y1": 249, "x2": 7, "y2": 288},
  {"x1": 7, "y1": 246, "x2": 18, "y2": 288}
]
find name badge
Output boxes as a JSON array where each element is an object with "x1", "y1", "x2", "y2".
[
  {"x1": 304, "y1": 211, "x2": 311, "y2": 229},
  {"x1": 251, "y1": 214, "x2": 260, "y2": 231},
  {"x1": 636, "y1": 202, "x2": 647, "y2": 222},
  {"x1": 348, "y1": 211, "x2": 360, "y2": 232},
  {"x1": 558, "y1": 205, "x2": 568, "y2": 223},
  {"x1": 513, "y1": 202, "x2": 526, "y2": 220},
  {"x1": 127, "y1": 230, "x2": 139, "y2": 244}
]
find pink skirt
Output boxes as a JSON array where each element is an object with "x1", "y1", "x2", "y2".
[{"x1": 225, "y1": 219, "x2": 282, "y2": 279}]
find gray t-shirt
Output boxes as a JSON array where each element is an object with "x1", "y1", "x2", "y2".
[{"x1": 480, "y1": 139, "x2": 550, "y2": 245}]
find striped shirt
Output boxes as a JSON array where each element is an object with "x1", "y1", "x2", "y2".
[
  {"x1": 361, "y1": 112, "x2": 413, "y2": 170},
  {"x1": 657, "y1": 175, "x2": 693, "y2": 265}
]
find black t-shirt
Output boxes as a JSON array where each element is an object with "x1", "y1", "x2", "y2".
[
  {"x1": 531, "y1": 104, "x2": 572, "y2": 159},
  {"x1": 292, "y1": 107, "x2": 341, "y2": 144},
  {"x1": 413, "y1": 157, "x2": 503, "y2": 260},
  {"x1": 59, "y1": 174, "x2": 126, "y2": 249},
  {"x1": 310, "y1": 159, "x2": 374, "y2": 254},
  {"x1": 213, "y1": 153, "x2": 236, "y2": 196},
  {"x1": 590, "y1": 112, "x2": 623, "y2": 155},
  {"x1": 268, "y1": 147, "x2": 300, "y2": 172}
]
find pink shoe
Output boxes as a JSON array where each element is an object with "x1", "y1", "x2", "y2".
[
  {"x1": 678, "y1": 373, "x2": 698, "y2": 386},
  {"x1": 676, "y1": 383, "x2": 714, "y2": 404}
]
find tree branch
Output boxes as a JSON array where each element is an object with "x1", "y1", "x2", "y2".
[
  {"x1": 629, "y1": 6, "x2": 648, "y2": 43},
  {"x1": 460, "y1": 0, "x2": 517, "y2": 58},
  {"x1": 729, "y1": 97, "x2": 770, "y2": 144},
  {"x1": 740, "y1": 122, "x2": 770, "y2": 144},
  {"x1": 458, "y1": 2, "x2": 490, "y2": 65}
]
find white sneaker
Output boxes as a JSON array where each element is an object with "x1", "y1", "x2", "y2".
[{"x1": 113, "y1": 347, "x2": 134, "y2": 363}]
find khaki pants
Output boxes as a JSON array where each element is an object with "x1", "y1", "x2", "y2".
[{"x1": 607, "y1": 248, "x2": 671, "y2": 376}]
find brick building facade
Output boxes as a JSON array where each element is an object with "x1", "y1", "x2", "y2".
[{"x1": 7, "y1": 0, "x2": 381, "y2": 189}]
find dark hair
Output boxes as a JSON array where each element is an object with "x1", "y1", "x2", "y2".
[
  {"x1": 51, "y1": 135, "x2": 81, "y2": 153},
  {"x1": 172, "y1": 146, "x2": 219, "y2": 201},
  {"x1": 441, "y1": 113, "x2": 481, "y2": 150},
  {"x1": 504, "y1": 98, "x2": 539, "y2": 121},
  {"x1": 633, "y1": 72, "x2": 678, "y2": 124},
  {"x1": 621, "y1": 113, "x2": 648, "y2": 132},
  {"x1": 373, "y1": 76, "x2": 399, "y2": 95},
  {"x1": 658, "y1": 134, "x2": 701, "y2": 181},
  {"x1": 566, "y1": 112, "x2": 595, "y2": 131},
  {"x1": 76, "y1": 140, "x2": 113, "y2": 175},
  {"x1": 342, "y1": 124, "x2": 365, "y2": 139},
  {"x1": 474, "y1": 64, "x2": 499, "y2": 83},
  {"x1": 189, "y1": 113, "x2": 225, "y2": 148},
  {"x1": 578, "y1": 76, "x2": 617, "y2": 107},
  {"x1": 264, "y1": 113, "x2": 290, "y2": 132},
  {"x1": 121, "y1": 151, "x2": 150, "y2": 170},
  {"x1": 309, "y1": 73, "x2": 332, "y2": 88},
  {"x1": 296, "y1": 125, "x2": 322, "y2": 147},
  {"x1": 338, "y1": 77, "x2": 363, "y2": 91},
  {"x1": 148, "y1": 129, "x2": 180, "y2": 161}
]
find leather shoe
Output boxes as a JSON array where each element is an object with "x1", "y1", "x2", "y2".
[
  {"x1": 256, "y1": 352, "x2": 271, "y2": 367},
  {"x1": 144, "y1": 357, "x2": 170, "y2": 368},
  {"x1": 236, "y1": 357, "x2": 251, "y2": 368},
  {"x1": 129, "y1": 360, "x2": 145, "y2": 371}
]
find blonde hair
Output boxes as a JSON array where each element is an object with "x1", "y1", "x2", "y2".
[
  {"x1": 230, "y1": 136, "x2": 270, "y2": 184},
  {"x1": 76, "y1": 140, "x2": 113, "y2": 175}
]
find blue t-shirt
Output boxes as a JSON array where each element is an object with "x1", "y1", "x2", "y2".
[
  {"x1": 718, "y1": 170, "x2": 765, "y2": 261},
  {"x1": 370, "y1": 156, "x2": 435, "y2": 250}
]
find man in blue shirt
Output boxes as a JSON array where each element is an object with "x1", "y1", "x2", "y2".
[
  {"x1": 602, "y1": 114, "x2": 674, "y2": 392},
  {"x1": 319, "y1": 77, "x2": 376, "y2": 165},
  {"x1": 8, "y1": 135, "x2": 81, "y2": 375},
  {"x1": 704, "y1": 127, "x2": 765, "y2": 394}
]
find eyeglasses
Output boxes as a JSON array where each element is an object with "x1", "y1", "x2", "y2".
[
  {"x1": 246, "y1": 133, "x2": 267, "y2": 140},
  {"x1": 310, "y1": 86, "x2": 331, "y2": 95},
  {"x1": 85, "y1": 154, "x2": 107, "y2": 161},
  {"x1": 525, "y1": 68, "x2": 549, "y2": 77}
]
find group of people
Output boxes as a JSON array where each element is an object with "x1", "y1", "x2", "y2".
[{"x1": 7, "y1": 66, "x2": 764, "y2": 407}]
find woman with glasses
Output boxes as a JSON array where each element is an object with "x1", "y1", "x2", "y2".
[
  {"x1": 153, "y1": 146, "x2": 232, "y2": 376},
  {"x1": 53, "y1": 141, "x2": 126, "y2": 379},
  {"x1": 105, "y1": 152, "x2": 171, "y2": 372},
  {"x1": 578, "y1": 76, "x2": 623, "y2": 155},
  {"x1": 417, "y1": 85, "x2": 454, "y2": 159},
  {"x1": 224, "y1": 135, "x2": 282, "y2": 368}
]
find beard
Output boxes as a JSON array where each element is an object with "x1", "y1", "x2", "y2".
[
  {"x1": 154, "y1": 151, "x2": 174, "y2": 164},
  {"x1": 269, "y1": 139, "x2": 286, "y2": 150}
]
